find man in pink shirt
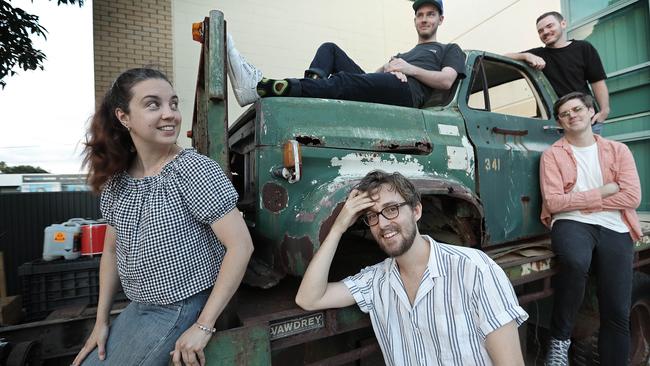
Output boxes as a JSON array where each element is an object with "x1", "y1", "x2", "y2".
[{"x1": 539, "y1": 92, "x2": 642, "y2": 365}]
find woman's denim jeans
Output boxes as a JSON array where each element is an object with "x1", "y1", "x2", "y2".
[{"x1": 83, "y1": 289, "x2": 210, "y2": 366}]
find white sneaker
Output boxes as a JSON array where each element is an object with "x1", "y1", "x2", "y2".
[
  {"x1": 226, "y1": 33, "x2": 264, "y2": 107},
  {"x1": 545, "y1": 338, "x2": 570, "y2": 366}
]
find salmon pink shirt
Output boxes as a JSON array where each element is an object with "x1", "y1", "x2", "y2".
[{"x1": 539, "y1": 135, "x2": 642, "y2": 241}]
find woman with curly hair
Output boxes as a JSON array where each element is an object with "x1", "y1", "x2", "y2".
[{"x1": 73, "y1": 68, "x2": 253, "y2": 366}]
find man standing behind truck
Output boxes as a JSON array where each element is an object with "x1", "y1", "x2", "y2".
[
  {"x1": 226, "y1": 0, "x2": 466, "y2": 109},
  {"x1": 539, "y1": 92, "x2": 642, "y2": 365},
  {"x1": 296, "y1": 170, "x2": 528, "y2": 366},
  {"x1": 505, "y1": 11, "x2": 610, "y2": 132}
]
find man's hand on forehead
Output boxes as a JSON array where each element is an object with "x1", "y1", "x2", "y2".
[
  {"x1": 331, "y1": 189, "x2": 376, "y2": 232},
  {"x1": 355, "y1": 184, "x2": 388, "y2": 202},
  {"x1": 348, "y1": 189, "x2": 375, "y2": 204}
]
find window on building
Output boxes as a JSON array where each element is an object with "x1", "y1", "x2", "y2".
[
  {"x1": 566, "y1": 0, "x2": 628, "y2": 24},
  {"x1": 569, "y1": 1, "x2": 649, "y2": 74}
]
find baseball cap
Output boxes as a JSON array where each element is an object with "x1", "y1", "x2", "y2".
[{"x1": 412, "y1": 0, "x2": 443, "y2": 15}]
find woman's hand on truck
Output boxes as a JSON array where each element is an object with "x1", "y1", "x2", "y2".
[
  {"x1": 170, "y1": 326, "x2": 212, "y2": 366},
  {"x1": 71, "y1": 322, "x2": 110, "y2": 365}
]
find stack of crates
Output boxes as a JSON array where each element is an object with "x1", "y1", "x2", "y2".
[{"x1": 19, "y1": 257, "x2": 126, "y2": 320}]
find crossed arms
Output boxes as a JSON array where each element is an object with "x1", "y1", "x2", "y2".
[{"x1": 539, "y1": 146, "x2": 641, "y2": 214}]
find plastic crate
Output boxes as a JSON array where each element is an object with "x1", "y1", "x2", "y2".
[{"x1": 19, "y1": 257, "x2": 126, "y2": 320}]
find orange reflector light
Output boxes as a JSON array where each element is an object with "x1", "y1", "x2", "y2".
[
  {"x1": 192, "y1": 22, "x2": 204, "y2": 43},
  {"x1": 283, "y1": 140, "x2": 302, "y2": 169}
]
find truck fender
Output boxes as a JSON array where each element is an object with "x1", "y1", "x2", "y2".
[{"x1": 277, "y1": 175, "x2": 484, "y2": 277}]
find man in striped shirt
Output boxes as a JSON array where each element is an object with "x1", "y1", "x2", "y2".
[{"x1": 296, "y1": 170, "x2": 528, "y2": 366}]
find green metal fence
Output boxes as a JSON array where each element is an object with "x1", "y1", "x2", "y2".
[{"x1": 563, "y1": 0, "x2": 650, "y2": 210}]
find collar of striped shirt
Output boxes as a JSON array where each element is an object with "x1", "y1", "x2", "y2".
[{"x1": 387, "y1": 235, "x2": 445, "y2": 309}]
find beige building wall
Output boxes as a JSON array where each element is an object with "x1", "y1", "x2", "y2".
[
  {"x1": 93, "y1": 0, "x2": 173, "y2": 104},
  {"x1": 443, "y1": 0, "x2": 561, "y2": 53},
  {"x1": 171, "y1": 0, "x2": 559, "y2": 147}
]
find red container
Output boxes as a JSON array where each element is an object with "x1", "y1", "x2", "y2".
[{"x1": 81, "y1": 223, "x2": 107, "y2": 256}]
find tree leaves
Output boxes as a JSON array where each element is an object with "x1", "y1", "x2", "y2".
[
  {"x1": 0, "y1": 161, "x2": 49, "y2": 173},
  {"x1": 0, "y1": 0, "x2": 84, "y2": 88}
]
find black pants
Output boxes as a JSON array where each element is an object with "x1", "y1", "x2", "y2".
[
  {"x1": 287, "y1": 42, "x2": 414, "y2": 107},
  {"x1": 550, "y1": 219, "x2": 633, "y2": 365}
]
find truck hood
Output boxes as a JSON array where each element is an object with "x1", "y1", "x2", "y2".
[{"x1": 256, "y1": 98, "x2": 432, "y2": 154}]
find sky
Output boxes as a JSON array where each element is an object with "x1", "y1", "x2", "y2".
[
  {"x1": 0, "y1": 0, "x2": 94, "y2": 174},
  {"x1": 0, "y1": 0, "x2": 556, "y2": 175}
]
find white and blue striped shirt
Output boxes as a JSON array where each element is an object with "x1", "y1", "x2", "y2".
[{"x1": 343, "y1": 235, "x2": 528, "y2": 366}]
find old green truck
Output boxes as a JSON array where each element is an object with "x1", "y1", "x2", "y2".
[
  {"x1": 187, "y1": 10, "x2": 650, "y2": 365},
  {"x1": 1, "y1": 8, "x2": 648, "y2": 366}
]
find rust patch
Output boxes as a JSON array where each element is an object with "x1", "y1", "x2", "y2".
[
  {"x1": 412, "y1": 178, "x2": 485, "y2": 246},
  {"x1": 521, "y1": 196, "x2": 531, "y2": 228},
  {"x1": 415, "y1": 140, "x2": 433, "y2": 152},
  {"x1": 318, "y1": 202, "x2": 345, "y2": 244},
  {"x1": 373, "y1": 139, "x2": 432, "y2": 154},
  {"x1": 279, "y1": 234, "x2": 314, "y2": 275},
  {"x1": 455, "y1": 217, "x2": 479, "y2": 245},
  {"x1": 295, "y1": 135, "x2": 323, "y2": 146},
  {"x1": 318, "y1": 196, "x2": 334, "y2": 208},
  {"x1": 491, "y1": 127, "x2": 528, "y2": 136},
  {"x1": 411, "y1": 178, "x2": 482, "y2": 209},
  {"x1": 296, "y1": 211, "x2": 316, "y2": 222},
  {"x1": 262, "y1": 182, "x2": 288, "y2": 213}
]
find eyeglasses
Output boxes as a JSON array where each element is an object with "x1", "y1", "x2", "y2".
[
  {"x1": 558, "y1": 105, "x2": 586, "y2": 119},
  {"x1": 362, "y1": 202, "x2": 409, "y2": 227}
]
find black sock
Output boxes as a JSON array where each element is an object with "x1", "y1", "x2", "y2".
[{"x1": 257, "y1": 78, "x2": 291, "y2": 97}]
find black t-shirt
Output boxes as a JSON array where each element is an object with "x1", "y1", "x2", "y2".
[
  {"x1": 396, "y1": 42, "x2": 466, "y2": 108},
  {"x1": 527, "y1": 40, "x2": 606, "y2": 98}
]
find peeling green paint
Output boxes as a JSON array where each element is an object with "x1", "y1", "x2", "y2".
[{"x1": 202, "y1": 325, "x2": 271, "y2": 365}]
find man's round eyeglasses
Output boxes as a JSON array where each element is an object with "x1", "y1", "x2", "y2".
[
  {"x1": 558, "y1": 105, "x2": 585, "y2": 119},
  {"x1": 362, "y1": 202, "x2": 409, "y2": 227}
]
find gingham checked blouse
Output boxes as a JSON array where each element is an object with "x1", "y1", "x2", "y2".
[{"x1": 100, "y1": 149, "x2": 238, "y2": 304}]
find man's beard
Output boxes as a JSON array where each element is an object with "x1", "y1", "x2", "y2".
[
  {"x1": 374, "y1": 221, "x2": 418, "y2": 257},
  {"x1": 543, "y1": 31, "x2": 564, "y2": 47},
  {"x1": 417, "y1": 25, "x2": 438, "y2": 40}
]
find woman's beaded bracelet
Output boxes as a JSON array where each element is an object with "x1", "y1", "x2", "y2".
[{"x1": 196, "y1": 322, "x2": 216, "y2": 335}]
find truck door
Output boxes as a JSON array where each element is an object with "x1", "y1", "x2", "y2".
[{"x1": 458, "y1": 53, "x2": 560, "y2": 245}]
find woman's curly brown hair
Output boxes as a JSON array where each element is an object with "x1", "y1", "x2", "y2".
[{"x1": 83, "y1": 68, "x2": 172, "y2": 193}]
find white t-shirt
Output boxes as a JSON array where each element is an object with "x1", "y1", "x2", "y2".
[{"x1": 552, "y1": 143, "x2": 629, "y2": 232}]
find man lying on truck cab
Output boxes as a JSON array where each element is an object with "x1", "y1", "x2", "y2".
[
  {"x1": 539, "y1": 92, "x2": 642, "y2": 366},
  {"x1": 226, "y1": 0, "x2": 466, "y2": 109},
  {"x1": 295, "y1": 170, "x2": 528, "y2": 366},
  {"x1": 504, "y1": 11, "x2": 609, "y2": 134}
]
